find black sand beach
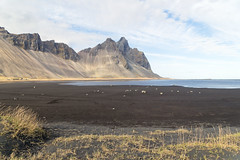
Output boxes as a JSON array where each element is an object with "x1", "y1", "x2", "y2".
[{"x1": 0, "y1": 82, "x2": 240, "y2": 127}]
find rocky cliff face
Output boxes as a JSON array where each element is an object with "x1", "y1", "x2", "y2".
[
  {"x1": 0, "y1": 26, "x2": 159, "y2": 79},
  {"x1": 0, "y1": 27, "x2": 10, "y2": 35},
  {"x1": 78, "y1": 37, "x2": 153, "y2": 72},
  {"x1": 13, "y1": 33, "x2": 43, "y2": 51},
  {"x1": 0, "y1": 27, "x2": 79, "y2": 61},
  {"x1": 43, "y1": 41, "x2": 79, "y2": 61},
  {"x1": 79, "y1": 38, "x2": 130, "y2": 70},
  {"x1": 117, "y1": 37, "x2": 151, "y2": 70}
]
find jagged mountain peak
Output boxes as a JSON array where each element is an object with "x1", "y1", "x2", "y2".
[
  {"x1": 0, "y1": 26, "x2": 159, "y2": 79},
  {"x1": 119, "y1": 37, "x2": 127, "y2": 41},
  {"x1": 102, "y1": 38, "x2": 116, "y2": 46},
  {"x1": 0, "y1": 27, "x2": 9, "y2": 35},
  {"x1": 118, "y1": 37, "x2": 128, "y2": 45},
  {"x1": 99, "y1": 38, "x2": 118, "y2": 51},
  {"x1": 105, "y1": 38, "x2": 115, "y2": 42},
  {"x1": 117, "y1": 37, "x2": 130, "y2": 53},
  {"x1": 79, "y1": 37, "x2": 153, "y2": 71},
  {"x1": 95, "y1": 37, "x2": 131, "y2": 54}
]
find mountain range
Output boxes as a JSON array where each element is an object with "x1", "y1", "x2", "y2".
[{"x1": 0, "y1": 27, "x2": 159, "y2": 79}]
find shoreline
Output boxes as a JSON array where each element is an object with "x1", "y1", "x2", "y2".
[{"x1": 0, "y1": 77, "x2": 170, "y2": 83}]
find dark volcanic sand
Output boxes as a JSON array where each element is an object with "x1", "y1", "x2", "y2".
[{"x1": 0, "y1": 82, "x2": 240, "y2": 127}]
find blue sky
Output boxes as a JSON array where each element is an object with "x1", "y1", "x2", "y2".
[{"x1": 1, "y1": 0, "x2": 240, "y2": 79}]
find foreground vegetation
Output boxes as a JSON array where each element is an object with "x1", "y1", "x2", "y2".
[
  {"x1": 0, "y1": 106, "x2": 239, "y2": 160},
  {"x1": 0, "y1": 106, "x2": 47, "y2": 157}
]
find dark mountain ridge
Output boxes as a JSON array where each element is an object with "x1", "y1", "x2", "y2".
[
  {"x1": 0, "y1": 26, "x2": 159, "y2": 79},
  {"x1": 0, "y1": 27, "x2": 79, "y2": 61},
  {"x1": 78, "y1": 37, "x2": 151, "y2": 71}
]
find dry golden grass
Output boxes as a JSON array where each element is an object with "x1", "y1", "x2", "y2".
[
  {"x1": 0, "y1": 106, "x2": 47, "y2": 159},
  {"x1": 149, "y1": 128, "x2": 192, "y2": 135},
  {"x1": 0, "y1": 129, "x2": 240, "y2": 159},
  {"x1": 0, "y1": 106, "x2": 239, "y2": 160},
  {"x1": 3, "y1": 127, "x2": 236, "y2": 160},
  {"x1": 0, "y1": 106, "x2": 46, "y2": 140}
]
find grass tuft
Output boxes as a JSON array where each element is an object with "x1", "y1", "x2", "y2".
[
  {"x1": 0, "y1": 106, "x2": 46, "y2": 140},
  {"x1": 0, "y1": 106, "x2": 47, "y2": 157}
]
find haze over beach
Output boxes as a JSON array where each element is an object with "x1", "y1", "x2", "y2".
[{"x1": 0, "y1": 0, "x2": 240, "y2": 159}]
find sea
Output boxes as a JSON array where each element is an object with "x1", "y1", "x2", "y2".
[{"x1": 62, "y1": 79, "x2": 240, "y2": 89}]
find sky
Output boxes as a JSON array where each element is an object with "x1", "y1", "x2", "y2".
[{"x1": 1, "y1": 0, "x2": 240, "y2": 79}]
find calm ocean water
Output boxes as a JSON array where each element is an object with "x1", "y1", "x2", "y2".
[{"x1": 62, "y1": 79, "x2": 240, "y2": 89}]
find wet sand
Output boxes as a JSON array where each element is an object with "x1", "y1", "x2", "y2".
[{"x1": 0, "y1": 82, "x2": 240, "y2": 127}]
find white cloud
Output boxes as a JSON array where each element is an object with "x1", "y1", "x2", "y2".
[{"x1": 146, "y1": 52, "x2": 240, "y2": 79}]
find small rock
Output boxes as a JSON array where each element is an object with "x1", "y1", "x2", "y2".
[{"x1": 141, "y1": 90, "x2": 147, "y2": 94}]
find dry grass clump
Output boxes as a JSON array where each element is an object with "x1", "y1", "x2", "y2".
[
  {"x1": 149, "y1": 128, "x2": 191, "y2": 135},
  {"x1": 0, "y1": 106, "x2": 46, "y2": 140},
  {"x1": 0, "y1": 106, "x2": 47, "y2": 157}
]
